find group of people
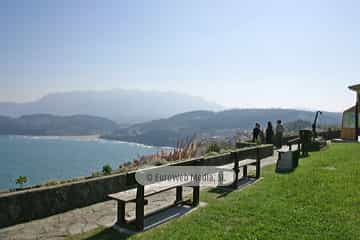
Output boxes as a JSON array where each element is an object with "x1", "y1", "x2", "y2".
[{"x1": 252, "y1": 120, "x2": 284, "y2": 148}]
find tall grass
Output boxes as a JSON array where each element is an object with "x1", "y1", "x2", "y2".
[{"x1": 119, "y1": 136, "x2": 198, "y2": 171}]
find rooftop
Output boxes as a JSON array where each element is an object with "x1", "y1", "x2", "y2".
[{"x1": 348, "y1": 84, "x2": 360, "y2": 92}]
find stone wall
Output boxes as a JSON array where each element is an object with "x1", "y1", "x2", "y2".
[
  {"x1": 318, "y1": 130, "x2": 341, "y2": 140},
  {"x1": 0, "y1": 172, "x2": 137, "y2": 228},
  {"x1": 0, "y1": 145, "x2": 273, "y2": 228},
  {"x1": 282, "y1": 130, "x2": 341, "y2": 144}
]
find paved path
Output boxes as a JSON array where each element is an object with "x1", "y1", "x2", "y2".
[{"x1": 0, "y1": 147, "x2": 289, "y2": 240}]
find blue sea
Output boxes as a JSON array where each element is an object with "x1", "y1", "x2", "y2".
[{"x1": 0, "y1": 135, "x2": 165, "y2": 190}]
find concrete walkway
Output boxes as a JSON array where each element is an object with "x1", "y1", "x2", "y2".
[{"x1": 0, "y1": 147, "x2": 288, "y2": 240}]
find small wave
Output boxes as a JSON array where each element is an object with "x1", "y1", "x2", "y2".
[{"x1": 99, "y1": 139, "x2": 161, "y2": 149}]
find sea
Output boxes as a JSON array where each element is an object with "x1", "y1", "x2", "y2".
[{"x1": 0, "y1": 135, "x2": 165, "y2": 190}]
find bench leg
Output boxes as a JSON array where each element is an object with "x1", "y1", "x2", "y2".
[
  {"x1": 255, "y1": 148, "x2": 261, "y2": 179},
  {"x1": 117, "y1": 201, "x2": 126, "y2": 225},
  {"x1": 232, "y1": 160, "x2": 240, "y2": 188},
  {"x1": 175, "y1": 186, "x2": 183, "y2": 204},
  {"x1": 218, "y1": 170, "x2": 224, "y2": 186},
  {"x1": 255, "y1": 160, "x2": 261, "y2": 179},
  {"x1": 135, "y1": 185, "x2": 145, "y2": 231},
  {"x1": 192, "y1": 186, "x2": 200, "y2": 207},
  {"x1": 243, "y1": 165, "x2": 248, "y2": 178}
]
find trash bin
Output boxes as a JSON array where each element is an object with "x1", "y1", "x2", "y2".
[{"x1": 276, "y1": 149, "x2": 300, "y2": 173}]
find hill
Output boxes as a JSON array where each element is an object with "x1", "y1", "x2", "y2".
[
  {"x1": 0, "y1": 114, "x2": 119, "y2": 136},
  {"x1": 103, "y1": 109, "x2": 342, "y2": 146},
  {"x1": 0, "y1": 89, "x2": 223, "y2": 124}
]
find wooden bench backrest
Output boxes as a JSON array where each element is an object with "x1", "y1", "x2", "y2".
[{"x1": 127, "y1": 145, "x2": 274, "y2": 187}]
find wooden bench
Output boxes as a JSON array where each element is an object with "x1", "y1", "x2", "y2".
[
  {"x1": 230, "y1": 150, "x2": 261, "y2": 188},
  {"x1": 106, "y1": 146, "x2": 273, "y2": 230},
  {"x1": 287, "y1": 137, "x2": 301, "y2": 151},
  {"x1": 108, "y1": 177, "x2": 200, "y2": 231}
]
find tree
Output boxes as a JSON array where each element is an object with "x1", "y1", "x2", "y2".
[
  {"x1": 16, "y1": 176, "x2": 27, "y2": 188},
  {"x1": 102, "y1": 164, "x2": 112, "y2": 175}
]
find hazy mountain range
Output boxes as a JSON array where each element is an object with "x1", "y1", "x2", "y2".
[
  {"x1": 103, "y1": 109, "x2": 342, "y2": 146},
  {"x1": 0, "y1": 90, "x2": 342, "y2": 146},
  {"x1": 0, "y1": 89, "x2": 223, "y2": 124},
  {"x1": 0, "y1": 114, "x2": 119, "y2": 136},
  {"x1": 0, "y1": 109, "x2": 341, "y2": 146}
]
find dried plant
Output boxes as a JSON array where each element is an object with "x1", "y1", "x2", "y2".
[{"x1": 119, "y1": 135, "x2": 198, "y2": 172}]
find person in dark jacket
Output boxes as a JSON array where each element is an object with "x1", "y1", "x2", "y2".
[
  {"x1": 275, "y1": 120, "x2": 284, "y2": 148},
  {"x1": 252, "y1": 123, "x2": 261, "y2": 143},
  {"x1": 265, "y1": 121, "x2": 274, "y2": 144}
]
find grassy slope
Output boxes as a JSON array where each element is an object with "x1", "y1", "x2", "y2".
[{"x1": 68, "y1": 143, "x2": 360, "y2": 240}]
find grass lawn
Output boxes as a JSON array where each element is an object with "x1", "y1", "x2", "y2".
[{"x1": 68, "y1": 143, "x2": 360, "y2": 240}]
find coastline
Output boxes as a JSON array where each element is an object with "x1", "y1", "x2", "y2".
[
  {"x1": 8, "y1": 134, "x2": 101, "y2": 141},
  {"x1": 52, "y1": 135, "x2": 101, "y2": 141},
  {"x1": 0, "y1": 134, "x2": 168, "y2": 191},
  {"x1": 4, "y1": 134, "x2": 173, "y2": 149}
]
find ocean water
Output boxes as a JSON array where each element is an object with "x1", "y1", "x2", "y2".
[{"x1": 0, "y1": 135, "x2": 164, "y2": 190}]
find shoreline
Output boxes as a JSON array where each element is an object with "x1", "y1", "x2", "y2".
[
  {"x1": 1, "y1": 134, "x2": 176, "y2": 149},
  {"x1": 7, "y1": 134, "x2": 101, "y2": 141},
  {"x1": 0, "y1": 134, "x2": 171, "y2": 192}
]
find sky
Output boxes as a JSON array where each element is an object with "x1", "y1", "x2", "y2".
[{"x1": 1, "y1": 0, "x2": 360, "y2": 112}]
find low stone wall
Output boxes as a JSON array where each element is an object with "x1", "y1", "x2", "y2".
[
  {"x1": 0, "y1": 145, "x2": 273, "y2": 228},
  {"x1": 0, "y1": 173, "x2": 136, "y2": 228},
  {"x1": 282, "y1": 130, "x2": 341, "y2": 144},
  {"x1": 318, "y1": 130, "x2": 341, "y2": 140}
]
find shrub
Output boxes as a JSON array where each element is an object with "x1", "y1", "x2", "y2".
[
  {"x1": 44, "y1": 180, "x2": 60, "y2": 186},
  {"x1": 205, "y1": 151, "x2": 220, "y2": 157},
  {"x1": 220, "y1": 148, "x2": 232, "y2": 154},
  {"x1": 119, "y1": 165, "x2": 129, "y2": 173},
  {"x1": 16, "y1": 176, "x2": 27, "y2": 188},
  {"x1": 119, "y1": 161, "x2": 133, "y2": 169},
  {"x1": 236, "y1": 141, "x2": 257, "y2": 149},
  {"x1": 206, "y1": 143, "x2": 221, "y2": 153},
  {"x1": 133, "y1": 160, "x2": 141, "y2": 166},
  {"x1": 154, "y1": 159, "x2": 168, "y2": 166},
  {"x1": 102, "y1": 164, "x2": 112, "y2": 175},
  {"x1": 91, "y1": 171, "x2": 102, "y2": 178}
]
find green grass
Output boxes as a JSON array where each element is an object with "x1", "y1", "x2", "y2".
[{"x1": 68, "y1": 143, "x2": 360, "y2": 240}]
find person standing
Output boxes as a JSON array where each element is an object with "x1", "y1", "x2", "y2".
[
  {"x1": 275, "y1": 120, "x2": 284, "y2": 148},
  {"x1": 252, "y1": 123, "x2": 261, "y2": 143},
  {"x1": 265, "y1": 121, "x2": 274, "y2": 144},
  {"x1": 259, "y1": 127, "x2": 265, "y2": 144}
]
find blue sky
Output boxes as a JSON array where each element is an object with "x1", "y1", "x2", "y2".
[{"x1": 1, "y1": 0, "x2": 360, "y2": 111}]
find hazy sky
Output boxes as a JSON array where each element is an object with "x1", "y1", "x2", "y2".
[{"x1": 1, "y1": 0, "x2": 360, "y2": 111}]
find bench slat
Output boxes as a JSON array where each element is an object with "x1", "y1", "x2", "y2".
[
  {"x1": 108, "y1": 181, "x2": 186, "y2": 202},
  {"x1": 219, "y1": 159, "x2": 257, "y2": 170},
  {"x1": 109, "y1": 158, "x2": 258, "y2": 203},
  {"x1": 238, "y1": 159, "x2": 257, "y2": 167}
]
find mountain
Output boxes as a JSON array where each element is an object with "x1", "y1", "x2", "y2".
[
  {"x1": 0, "y1": 89, "x2": 223, "y2": 124},
  {"x1": 284, "y1": 120, "x2": 313, "y2": 132},
  {"x1": 103, "y1": 109, "x2": 342, "y2": 146},
  {"x1": 0, "y1": 114, "x2": 119, "y2": 136}
]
